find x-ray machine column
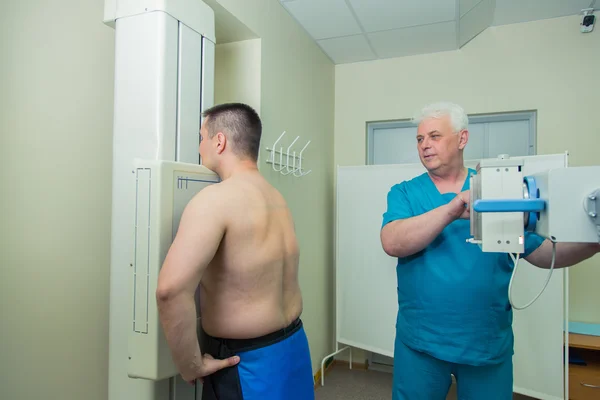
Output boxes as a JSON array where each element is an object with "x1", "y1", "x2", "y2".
[{"x1": 103, "y1": 1, "x2": 215, "y2": 399}]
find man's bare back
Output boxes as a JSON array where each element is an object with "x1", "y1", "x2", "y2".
[
  {"x1": 157, "y1": 103, "x2": 314, "y2": 398},
  {"x1": 198, "y1": 170, "x2": 303, "y2": 339}
]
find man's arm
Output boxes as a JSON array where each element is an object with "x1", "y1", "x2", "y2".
[
  {"x1": 525, "y1": 240, "x2": 600, "y2": 269},
  {"x1": 381, "y1": 191, "x2": 469, "y2": 258},
  {"x1": 156, "y1": 185, "x2": 239, "y2": 383}
]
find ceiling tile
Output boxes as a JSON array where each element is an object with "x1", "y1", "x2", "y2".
[
  {"x1": 348, "y1": 0, "x2": 457, "y2": 32},
  {"x1": 317, "y1": 34, "x2": 377, "y2": 64},
  {"x1": 459, "y1": 0, "x2": 494, "y2": 47},
  {"x1": 281, "y1": 0, "x2": 362, "y2": 40},
  {"x1": 280, "y1": 0, "x2": 597, "y2": 65},
  {"x1": 459, "y1": 0, "x2": 483, "y2": 17},
  {"x1": 493, "y1": 0, "x2": 593, "y2": 26},
  {"x1": 367, "y1": 21, "x2": 457, "y2": 59}
]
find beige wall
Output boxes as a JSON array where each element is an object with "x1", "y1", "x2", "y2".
[
  {"x1": 1, "y1": 2, "x2": 334, "y2": 398},
  {"x1": 215, "y1": 39, "x2": 262, "y2": 114},
  {"x1": 9, "y1": 0, "x2": 590, "y2": 394},
  {"x1": 0, "y1": 1, "x2": 115, "y2": 399},
  {"x1": 210, "y1": 1, "x2": 336, "y2": 374},
  {"x1": 334, "y1": 15, "x2": 600, "y2": 361}
]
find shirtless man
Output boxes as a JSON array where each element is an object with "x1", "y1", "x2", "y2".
[{"x1": 156, "y1": 103, "x2": 314, "y2": 400}]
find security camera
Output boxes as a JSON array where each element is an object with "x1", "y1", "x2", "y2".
[{"x1": 581, "y1": 8, "x2": 595, "y2": 33}]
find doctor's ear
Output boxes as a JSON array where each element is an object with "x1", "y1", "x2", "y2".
[{"x1": 458, "y1": 129, "x2": 469, "y2": 149}]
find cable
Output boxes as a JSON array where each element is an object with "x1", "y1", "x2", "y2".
[{"x1": 508, "y1": 237, "x2": 557, "y2": 310}]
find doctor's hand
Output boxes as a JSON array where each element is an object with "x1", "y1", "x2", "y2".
[{"x1": 446, "y1": 190, "x2": 470, "y2": 220}]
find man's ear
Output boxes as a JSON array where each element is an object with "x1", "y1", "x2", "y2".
[
  {"x1": 458, "y1": 129, "x2": 469, "y2": 150},
  {"x1": 215, "y1": 132, "x2": 227, "y2": 154}
]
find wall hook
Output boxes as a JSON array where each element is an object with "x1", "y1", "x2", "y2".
[{"x1": 265, "y1": 131, "x2": 311, "y2": 177}]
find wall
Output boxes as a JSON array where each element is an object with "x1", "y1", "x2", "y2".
[
  {"x1": 208, "y1": 0, "x2": 336, "y2": 373},
  {"x1": 0, "y1": 2, "x2": 334, "y2": 399},
  {"x1": 215, "y1": 39, "x2": 262, "y2": 114},
  {"x1": 0, "y1": 1, "x2": 114, "y2": 399},
  {"x1": 334, "y1": 15, "x2": 600, "y2": 361}
]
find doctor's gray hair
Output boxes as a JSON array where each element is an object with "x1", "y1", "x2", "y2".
[{"x1": 412, "y1": 102, "x2": 469, "y2": 133}]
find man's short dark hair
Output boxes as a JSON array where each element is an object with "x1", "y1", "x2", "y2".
[{"x1": 202, "y1": 103, "x2": 262, "y2": 161}]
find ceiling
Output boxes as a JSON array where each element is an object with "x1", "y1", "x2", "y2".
[{"x1": 279, "y1": 0, "x2": 597, "y2": 64}]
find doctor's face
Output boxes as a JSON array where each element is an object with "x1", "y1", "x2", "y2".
[{"x1": 416, "y1": 115, "x2": 467, "y2": 172}]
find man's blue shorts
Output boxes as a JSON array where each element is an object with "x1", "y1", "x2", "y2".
[
  {"x1": 393, "y1": 336, "x2": 513, "y2": 400},
  {"x1": 200, "y1": 318, "x2": 315, "y2": 400}
]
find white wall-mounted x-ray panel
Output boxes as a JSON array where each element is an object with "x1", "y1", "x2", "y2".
[
  {"x1": 105, "y1": 1, "x2": 217, "y2": 400},
  {"x1": 128, "y1": 159, "x2": 219, "y2": 381},
  {"x1": 176, "y1": 22, "x2": 204, "y2": 164}
]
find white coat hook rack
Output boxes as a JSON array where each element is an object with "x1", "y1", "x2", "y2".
[{"x1": 265, "y1": 131, "x2": 312, "y2": 177}]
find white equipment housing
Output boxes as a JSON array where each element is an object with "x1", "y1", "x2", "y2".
[
  {"x1": 528, "y1": 167, "x2": 600, "y2": 243},
  {"x1": 469, "y1": 156, "x2": 526, "y2": 254},
  {"x1": 104, "y1": 1, "x2": 216, "y2": 399},
  {"x1": 469, "y1": 153, "x2": 600, "y2": 252},
  {"x1": 130, "y1": 160, "x2": 219, "y2": 380}
]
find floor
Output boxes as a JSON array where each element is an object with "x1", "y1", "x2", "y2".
[{"x1": 315, "y1": 364, "x2": 537, "y2": 400}]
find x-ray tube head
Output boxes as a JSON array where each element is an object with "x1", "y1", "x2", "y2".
[
  {"x1": 467, "y1": 155, "x2": 600, "y2": 252},
  {"x1": 467, "y1": 156, "x2": 527, "y2": 254}
]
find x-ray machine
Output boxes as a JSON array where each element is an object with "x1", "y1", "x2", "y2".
[
  {"x1": 468, "y1": 154, "x2": 600, "y2": 310},
  {"x1": 104, "y1": 1, "x2": 219, "y2": 399}
]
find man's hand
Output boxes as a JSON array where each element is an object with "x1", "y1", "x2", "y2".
[
  {"x1": 184, "y1": 353, "x2": 241, "y2": 384},
  {"x1": 446, "y1": 190, "x2": 470, "y2": 220}
]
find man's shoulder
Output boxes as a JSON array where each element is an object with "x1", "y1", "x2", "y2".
[
  {"x1": 192, "y1": 176, "x2": 284, "y2": 210},
  {"x1": 187, "y1": 182, "x2": 227, "y2": 209},
  {"x1": 195, "y1": 181, "x2": 223, "y2": 196}
]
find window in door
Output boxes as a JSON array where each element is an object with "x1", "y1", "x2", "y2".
[{"x1": 366, "y1": 111, "x2": 536, "y2": 165}]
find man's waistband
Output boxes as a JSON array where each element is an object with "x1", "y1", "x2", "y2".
[{"x1": 201, "y1": 317, "x2": 303, "y2": 354}]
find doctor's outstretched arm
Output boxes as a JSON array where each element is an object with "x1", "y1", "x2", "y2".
[{"x1": 525, "y1": 240, "x2": 600, "y2": 269}]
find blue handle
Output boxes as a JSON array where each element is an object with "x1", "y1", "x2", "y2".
[{"x1": 473, "y1": 199, "x2": 546, "y2": 213}]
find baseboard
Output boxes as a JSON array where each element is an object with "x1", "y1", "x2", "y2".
[
  {"x1": 313, "y1": 359, "x2": 368, "y2": 389},
  {"x1": 367, "y1": 362, "x2": 393, "y2": 374},
  {"x1": 335, "y1": 360, "x2": 368, "y2": 370}
]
